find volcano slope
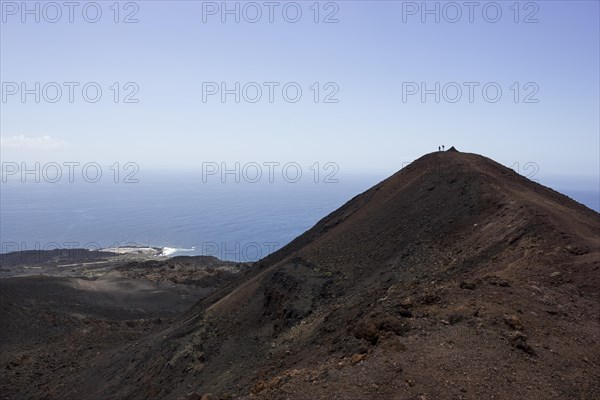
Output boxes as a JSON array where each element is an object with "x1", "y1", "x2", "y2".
[{"x1": 33, "y1": 150, "x2": 600, "y2": 399}]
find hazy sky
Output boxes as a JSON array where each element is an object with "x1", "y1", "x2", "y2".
[{"x1": 1, "y1": 1, "x2": 599, "y2": 185}]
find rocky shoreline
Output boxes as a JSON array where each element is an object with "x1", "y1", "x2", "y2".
[{"x1": 0, "y1": 246, "x2": 172, "y2": 279}]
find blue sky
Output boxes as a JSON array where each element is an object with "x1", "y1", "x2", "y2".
[{"x1": 1, "y1": 1, "x2": 599, "y2": 187}]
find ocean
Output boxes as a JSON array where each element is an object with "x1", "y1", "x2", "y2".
[
  {"x1": 1, "y1": 173, "x2": 598, "y2": 262},
  {"x1": 0, "y1": 174, "x2": 376, "y2": 261}
]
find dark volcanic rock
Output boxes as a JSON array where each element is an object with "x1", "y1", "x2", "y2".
[{"x1": 2, "y1": 150, "x2": 599, "y2": 400}]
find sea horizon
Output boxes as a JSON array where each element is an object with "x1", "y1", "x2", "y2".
[{"x1": 2, "y1": 171, "x2": 598, "y2": 261}]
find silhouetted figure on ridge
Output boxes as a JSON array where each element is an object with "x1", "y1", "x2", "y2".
[
  {"x1": 442, "y1": 145, "x2": 445, "y2": 151},
  {"x1": 438, "y1": 146, "x2": 441, "y2": 151}
]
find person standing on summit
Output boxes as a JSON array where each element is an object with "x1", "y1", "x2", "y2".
[{"x1": 442, "y1": 145, "x2": 445, "y2": 151}]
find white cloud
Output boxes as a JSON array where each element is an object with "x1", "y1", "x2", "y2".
[{"x1": 0, "y1": 135, "x2": 68, "y2": 150}]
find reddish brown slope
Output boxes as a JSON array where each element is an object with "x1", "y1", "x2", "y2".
[{"x1": 63, "y1": 150, "x2": 600, "y2": 399}]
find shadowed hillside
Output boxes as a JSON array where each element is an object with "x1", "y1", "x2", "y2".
[{"x1": 3, "y1": 150, "x2": 599, "y2": 399}]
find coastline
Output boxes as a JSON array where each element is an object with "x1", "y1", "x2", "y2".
[{"x1": 0, "y1": 246, "x2": 174, "y2": 279}]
